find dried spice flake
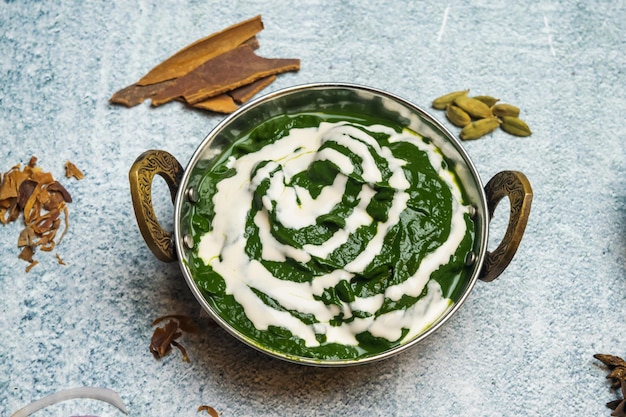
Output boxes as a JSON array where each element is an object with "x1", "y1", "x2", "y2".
[
  {"x1": 595, "y1": 353, "x2": 626, "y2": 416},
  {"x1": 0, "y1": 157, "x2": 76, "y2": 271},
  {"x1": 198, "y1": 405, "x2": 220, "y2": 417},
  {"x1": 150, "y1": 315, "x2": 199, "y2": 362},
  {"x1": 193, "y1": 94, "x2": 240, "y2": 114},
  {"x1": 65, "y1": 161, "x2": 85, "y2": 180}
]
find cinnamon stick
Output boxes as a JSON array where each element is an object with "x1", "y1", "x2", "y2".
[
  {"x1": 138, "y1": 15, "x2": 264, "y2": 85},
  {"x1": 151, "y1": 45, "x2": 299, "y2": 106},
  {"x1": 193, "y1": 94, "x2": 239, "y2": 113},
  {"x1": 228, "y1": 75, "x2": 276, "y2": 104}
]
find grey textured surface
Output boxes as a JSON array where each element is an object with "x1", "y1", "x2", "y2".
[{"x1": 1, "y1": 1, "x2": 625, "y2": 416}]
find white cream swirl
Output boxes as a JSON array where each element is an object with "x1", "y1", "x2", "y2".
[{"x1": 197, "y1": 121, "x2": 470, "y2": 348}]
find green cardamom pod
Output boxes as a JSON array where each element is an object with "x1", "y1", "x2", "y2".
[
  {"x1": 460, "y1": 117, "x2": 501, "y2": 140},
  {"x1": 454, "y1": 95, "x2": 494, "y2": 119},
  {"x1": 492, "y1": 103, "x2": 521, "y2": 118},
  {"x1": 500, "y1": 116, "x2": 532, "y2": 137},
  {"x1": 472, "y1": 95, "x2": 500, "y2": 107},
  {"x1": 445, "y1": 104, "x2": 471, "y2": 127},
  {"x1": 432, "y1": 90, "x2": 469, "y2": 110}
]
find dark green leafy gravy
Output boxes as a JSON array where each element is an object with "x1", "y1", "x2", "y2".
[{"x1": 185, "y1": 112, "x2": 475, "y2": 361}]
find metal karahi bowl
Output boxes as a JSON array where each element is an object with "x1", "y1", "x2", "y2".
[{"x1": 130, "y1": 83, "x2": 532, "y2": 366}]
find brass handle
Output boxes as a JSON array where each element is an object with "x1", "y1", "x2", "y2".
[
  {"x1": 479, "y1": 171, "x2": 533, "y2": 282},
  {"x1": 129, "y1": 150, "x2": 183, "y2": 263}
]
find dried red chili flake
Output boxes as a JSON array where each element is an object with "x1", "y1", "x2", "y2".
[
  {"x1": 0, "y1": 157, "x2": 83, "y2": 272},
  {"x1": 150, "y1": 314, "x2": 199, "y2": 362}
]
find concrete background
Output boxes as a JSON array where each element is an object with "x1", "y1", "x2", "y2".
[{"x1": 1, "y1": 1, "x2": 625, "y2": 416}]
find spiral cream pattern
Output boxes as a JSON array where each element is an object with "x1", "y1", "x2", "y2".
[{"x1": 196, "y1": 120, "x2": 472, "y2": 351}]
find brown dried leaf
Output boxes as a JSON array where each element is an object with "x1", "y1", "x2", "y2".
[
  {"x1": 151, "y1": 45, "x2": 300, "y2": 106},
  {"x1": 138, "y1": 15, "x2": 264, "y2": 86},
  {"x1": 55, "y1": 253, "x2": 66, "y2": 265}
]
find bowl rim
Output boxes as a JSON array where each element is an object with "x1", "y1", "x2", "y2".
[{"x1": 173, "y1": 82, "x2": 489, "y2": 366}]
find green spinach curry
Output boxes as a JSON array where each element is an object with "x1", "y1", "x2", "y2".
[{"x1": 185, "y1": 112, "x2": 476, "y2": 361}]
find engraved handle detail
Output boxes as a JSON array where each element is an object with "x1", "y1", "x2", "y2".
[
  {"x1": 480, "y1": 171, "x2": 533, "y2": 282},
  {"x1": 129, "y1": 150, "x2": 183, "y2": 263}
]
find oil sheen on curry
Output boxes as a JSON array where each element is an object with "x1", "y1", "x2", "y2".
[{"x1": 185, "y1": 112, "x2": 476, "y2": 361}]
